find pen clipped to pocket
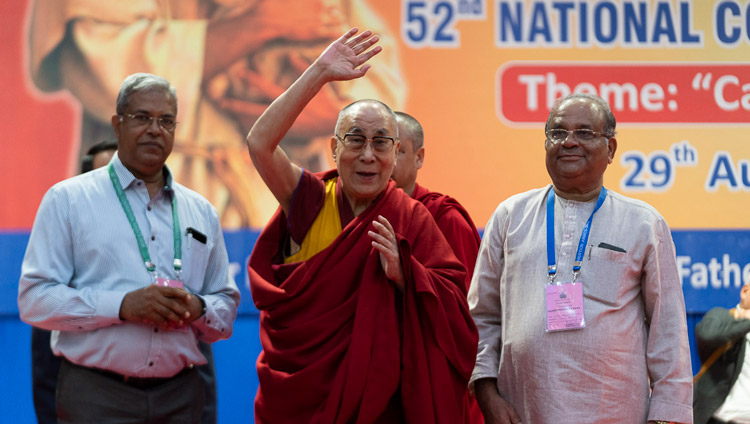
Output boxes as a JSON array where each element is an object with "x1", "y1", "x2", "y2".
[{"x1": 598, "y1": 242, "x2": 626, "y2": 253}]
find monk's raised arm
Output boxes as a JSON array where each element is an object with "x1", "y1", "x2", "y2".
[{"x1": 245, "y1": 28, "x2": 382, "y2": 214}]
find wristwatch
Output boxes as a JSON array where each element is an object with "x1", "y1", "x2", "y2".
[{"x1": 197, "y1": 295, "x2": 207, "y2": 318}]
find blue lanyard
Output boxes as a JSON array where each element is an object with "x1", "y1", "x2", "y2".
[
  {"x1": 108, "y1": 163, "x2": 182, "y2": 278},
  {"x1": 546, "y1": 187, "x2": 607, "y2": 283}
]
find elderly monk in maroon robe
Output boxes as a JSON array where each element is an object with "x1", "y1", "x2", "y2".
[
  {"x1": 391, "y1": 112, "x2": 483, "y2": 423},
  {"x1": 245, "y1": 28, "x2": 478, "y2": 423}
]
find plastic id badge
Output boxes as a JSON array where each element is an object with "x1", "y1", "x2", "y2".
[
  {"x1": 154, "y1": 277, "x2": 188, "y2": 332},
  {"x1": 545, "y1": 282, "x2": 585, "y2": 332},
  {"x1": 155, "y1": 277, "x2": 184, "y2": 289}
]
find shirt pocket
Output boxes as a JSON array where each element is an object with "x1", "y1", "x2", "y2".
[
  {"x1": 183, "y1": 233, "x2": 210, "y2": 292},
  {"x1": 582, "y1": 246, "x2": 629, "y2": 306}
]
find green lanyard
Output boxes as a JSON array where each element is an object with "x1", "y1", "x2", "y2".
[{"x1": 108, "y1": 163, "x2": 182, "y2": 279}]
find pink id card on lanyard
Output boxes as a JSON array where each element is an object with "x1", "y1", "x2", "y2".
[
  {"x1": 154, "y1": 277, "x2": 188, "y2": 332},
  {"x1": 155, "y1": 277, "x2": 184, "y2": 289},
  {"x1": 545, "y1": 282, "x2": 585, "y2": 332}
]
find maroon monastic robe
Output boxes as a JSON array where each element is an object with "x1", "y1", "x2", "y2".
[
  {"x1": 249, "y1": 170, "x2": 478, "y2": 423},
  {"x1": 412, "y1": 183, "x2": 484, "y2": 424},
  {"x1": 411, "y1": 183, "x2": 481, "y2": 292}
]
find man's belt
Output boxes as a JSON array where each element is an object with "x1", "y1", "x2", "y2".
[{"x1": 64, "y1": 358, "x2": 195, "y2": 390}]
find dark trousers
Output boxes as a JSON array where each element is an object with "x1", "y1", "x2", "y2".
[
  {"x1": 32, "y1": 328, "x2": 217, "y2": 424},
  {"x1": 31, "y1": 328, "x2": 61, "y2": 424},
  {"x1": 196, "y1": 341, "x2": 217, "y2": 424},
  {"x1": 708, "y1": 418, "x2": 739, "y2": 424},
  {"x1": 57, "y1": 359, "x2": 205, "y2": 423}
]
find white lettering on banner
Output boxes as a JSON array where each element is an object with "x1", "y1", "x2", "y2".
[
  {"x1": 500, "y1": 64, "x2": 750, "y2": 124},
  {"x1": 711, "y1": 74, "x2": 750, "y2": 111},
  {"x1": 678, "y1": 255, "x2": 750, "y2": 289},
  {"x1": 517, "y1": 72, "x2": 677, "y2": 112}
]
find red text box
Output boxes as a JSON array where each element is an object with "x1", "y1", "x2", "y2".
[{"x1": 497, "y1": 62, "x2": 750, "y2": 125}]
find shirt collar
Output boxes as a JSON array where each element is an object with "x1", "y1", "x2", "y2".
[{"x1": 111, "y1": 152, "x2": 174, "y2": 193}]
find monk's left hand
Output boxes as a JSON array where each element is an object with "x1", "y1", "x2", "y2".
[{"x1": 369, "y1": 215, "x2": 405, "y2": 292}]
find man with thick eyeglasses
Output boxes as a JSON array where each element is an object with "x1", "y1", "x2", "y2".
[
  {"x1": 335, "y1": 133, "x2": 396, "y2": 152},
  {"x1": 19, "y1": 73, "x2": 240, "y2": 423},
  {"x1": 470, "y1": 93, "x2": 692, "y2": 424},
  {"x1": 246, "y1": 28, "x2": 477, "y2": 423},
  {"x1": 119, "y1": 113, "x2": 179, "y2": 132},
  {"x1": 545, "y1": 128, "x2": 609, "y2": 143}
]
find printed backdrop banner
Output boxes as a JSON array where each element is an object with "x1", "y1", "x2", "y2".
[{"x1": 2, "y1": 0, "x2": 749, "y2": 314}]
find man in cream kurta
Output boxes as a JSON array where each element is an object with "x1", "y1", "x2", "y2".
[{"x1": 470, "y1": 93, "x2": 693, "y2": 424}]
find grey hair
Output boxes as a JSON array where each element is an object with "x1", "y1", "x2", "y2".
[
  {"x1": 395, "y1": 111, "x2": 424, "y2": 151},
  {"x1": 334, "y1": 99, "x2": 398, "y2": 138},
  {"x1": 545, "y1": 93, "x2": 616, "y2": 137},
  {"x1": 115, "y1": 73, "x2": 177, "y2": 115}
]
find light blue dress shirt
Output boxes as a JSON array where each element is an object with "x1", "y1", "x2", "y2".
[{"x1": 18, "y1": 153, "x2": 240, "y2": 378}]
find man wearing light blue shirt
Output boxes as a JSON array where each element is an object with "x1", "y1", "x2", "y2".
[{"x1": 18, "y1": 73, "x2": 240, "y2": 423}]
